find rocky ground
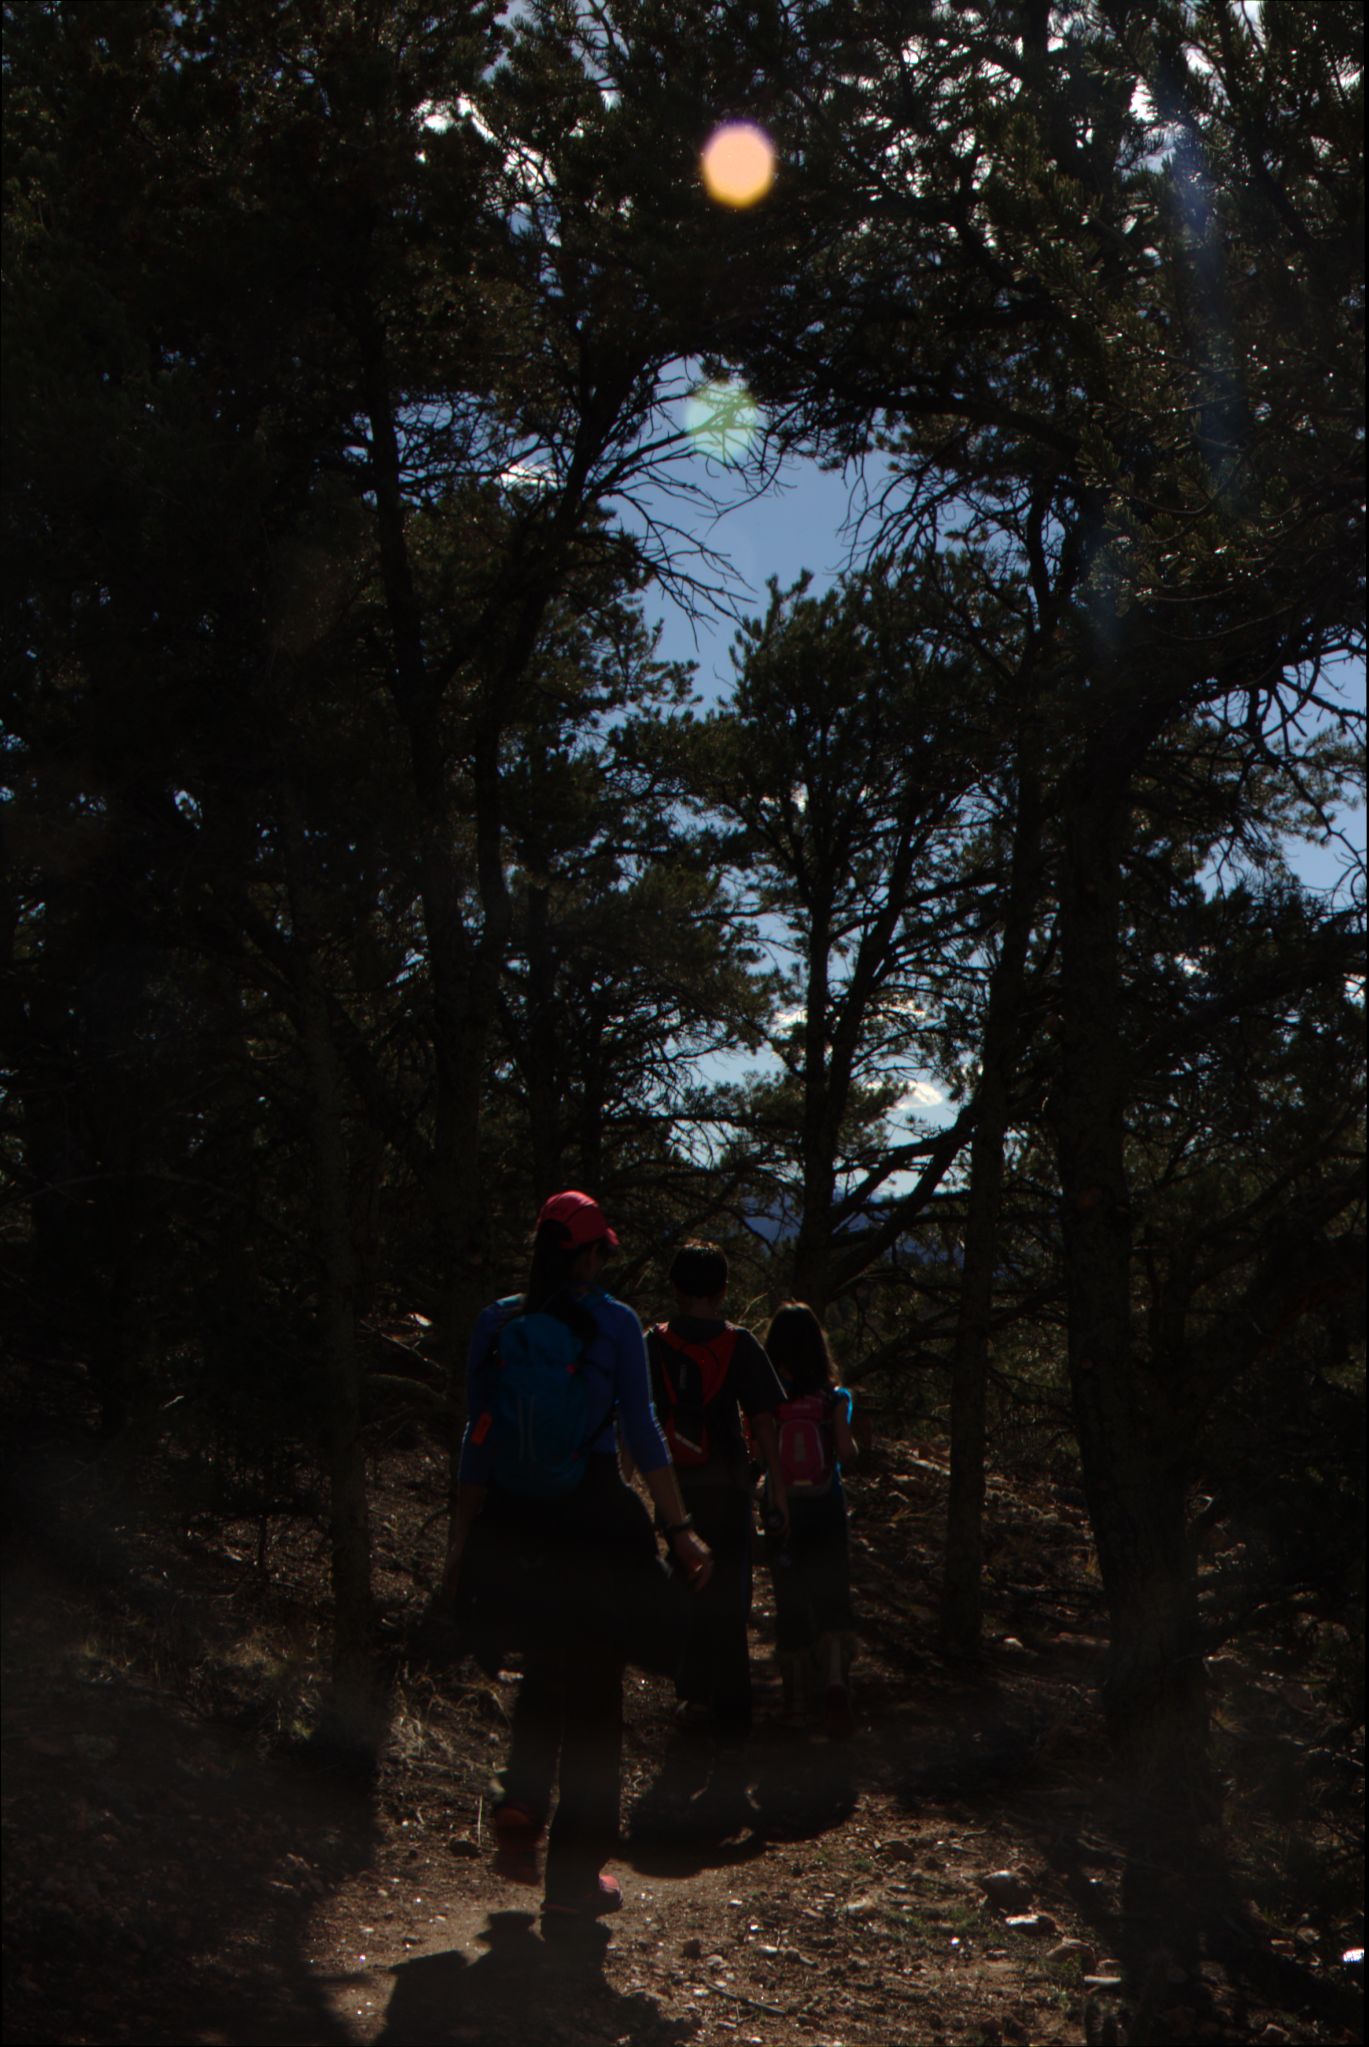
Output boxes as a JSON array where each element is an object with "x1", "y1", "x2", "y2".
[{"x1": 3, "y1": 1422, "x2": 1363, "y2": 2046}]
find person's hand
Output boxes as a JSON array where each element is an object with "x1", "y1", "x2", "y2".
[{"x1": 671, "y1": 1525, "x2": 713, "y2": 1591}]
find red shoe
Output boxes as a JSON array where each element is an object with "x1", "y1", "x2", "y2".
[{"x1": 491, "y1": 1802, "x2": 544, "y2": 1886}]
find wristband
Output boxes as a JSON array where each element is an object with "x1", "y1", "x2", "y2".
[{"x1": 664, "y1": 1516, "x2": 695, "y2": 1537}]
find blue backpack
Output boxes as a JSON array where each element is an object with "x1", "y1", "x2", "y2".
[{"x1": 489, "y1": 1296, "x2": 609, "y2": 1498}]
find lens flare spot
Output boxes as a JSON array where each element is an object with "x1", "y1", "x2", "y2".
[
  {"x1": 700, "y1": 122, "x2": 776, "y2": 208},
  {"x1": 684, "y1": 378, "x2": 761, "y2": 466}
]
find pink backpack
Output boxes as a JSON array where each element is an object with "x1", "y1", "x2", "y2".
[{"x1": 775, "y1": 1392, "x2": 836, "y2": 1492}]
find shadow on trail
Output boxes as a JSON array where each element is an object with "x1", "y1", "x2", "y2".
[
  {"x1": 624, "y1": 1721, "x2": 856, "y2": 1879},
  {"x1": 624, "y1": 1723, "x2": 768, "y2": 1878},
  {"x1": 3, "y1": 1432, "x2": 377, "y2": 2047},
  {"x1": 376, "y1": 1909, "x2": 696, "y2": 2047},
  {"x1": 891, "y1": 1691, "x2": 1056, "y2": 1810},
  {"x1": 750, "y1": 1728, "x2": 858, "y2": 1842}
]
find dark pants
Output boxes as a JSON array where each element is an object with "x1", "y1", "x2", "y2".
[
  {"x1": 675, "y1": 1480, "x2": 755, "y2": 1742},
  {"x1": 765, "y1": 1484, "x2": 854, "y2": 1654},
  {"x1": 477, "y1": 1456, "x2": 672, "y2": 1899},
  {"x1": 503, "y1": 1617, "x2": 623, "y2": 1898}
]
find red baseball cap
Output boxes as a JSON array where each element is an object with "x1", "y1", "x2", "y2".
[{"x1": 536, "y1": 1189, "x2": 620, "y2": 1250}]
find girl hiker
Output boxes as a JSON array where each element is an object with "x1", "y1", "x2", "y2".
[
  {"x1": 444, "y1": 1190, "x2": 713, "y2": 1929},
  {"x1": 760, "y1": 1301, "x2": 859, "y2": 1738}
]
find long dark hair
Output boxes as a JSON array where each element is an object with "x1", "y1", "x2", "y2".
[
  {"x1": 764, "y1": 1301, "x2": 838, "y2": 1396},
  {"x1": 522, "y1": 1219, "x2": 601, "y2": 1342}
]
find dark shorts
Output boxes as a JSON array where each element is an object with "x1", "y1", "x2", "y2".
[{"x1": 458, "y1": 1455, "x2": 682, "y2": 1676}]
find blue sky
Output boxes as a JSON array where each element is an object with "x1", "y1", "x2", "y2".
[
  {"x1": 639, "y1": 449, "x2": 1367, "y2": 900},
  {"x1": 629, "y1": 440, "x2": 1364, "y2": 1163},
  {"x1": 645, "y1": 453, "x2": 861, "y2": 694}
]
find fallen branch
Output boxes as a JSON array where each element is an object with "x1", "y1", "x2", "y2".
[{"x1": 701, "y1": 1982, "x2": 792, "y2": 2017}]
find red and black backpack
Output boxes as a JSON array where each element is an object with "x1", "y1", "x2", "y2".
[{"x1": 648, "y1": 1324, "x2": 738, "y2": 1468}]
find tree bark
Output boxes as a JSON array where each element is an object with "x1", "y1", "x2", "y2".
[
  {"x1": 1054, "y1": 767, "x2": 1210, "y2": 1805},
  {"x1": 84, "y1": 919, "x2": 154, "y2": 1439},
  {"x1": 358, "y1": 326, "x2": 506, "y2": 1496},
  {"x1": 940, "y1": 755, "x2": 1041, "y2": 1657},
  {"x1": 283, "y1": 813, "x2": 383, "y2": 1771},
  {"x1": 522, "y1": 874, "x2": 562, "y2": 1200},
  {"x1": 792, "y1": 904, "x2": 835, "y2": 1311}
]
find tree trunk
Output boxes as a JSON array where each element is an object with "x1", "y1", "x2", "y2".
[
  {"x1": 523, "y1": 875, "x2": 562, "y2": 1199},
  {"x1": 304, "y1": 996, "x2": 384, "y2": 1768},
  {"x1": 1054, "y1": 771, "x2": 1210, "y2": 1805},
  {"x1": 792, "y1": 908, "x2": 835, "y2": 1311},
  {"x1": 284, "y1": 822, "x2": 384, "y2": 1772},
  {"x1": 940, "y1": 758, "x2": 1041, "y2": 1657},
  {"x1": 359, "y1": 326, "x2": 508, "y2": 1501},
  {"x1": 19, "y1": 973, "x2": 94, "y2": 1370},
  {"x1": 85, "y1": 931, "x2": 154, "y2": 1439}
]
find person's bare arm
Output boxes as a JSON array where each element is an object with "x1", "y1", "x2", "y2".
[
  {"x1": 618, "y1": 1421, "x2": 637, "y2": 1485},
  {"x1": 833, "y1": 1403, "x2": 857, "y2": 1467},
  {"x1": 749, "y1": 1411, "x2": 789, "y2": 1531},
  {"x1": 642, "y1": 1463, "x2": 713, "y2": 1589}
]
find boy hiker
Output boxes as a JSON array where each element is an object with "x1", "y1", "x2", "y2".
[{"x1": 645, "y1": 1242, "x2": 789, "y2": 1755}]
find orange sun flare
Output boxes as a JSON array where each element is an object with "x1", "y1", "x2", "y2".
[{"x1": 700, "y1": 122, "x2": 776, "y2": 208}]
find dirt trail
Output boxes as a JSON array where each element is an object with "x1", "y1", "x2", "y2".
[
  {"x1": 301, "y1": 1676, "x2": 1110, "y2": 2047},
  {"x1": 3, "y1": 1435, "x2": 1359, "y2": 2046}
]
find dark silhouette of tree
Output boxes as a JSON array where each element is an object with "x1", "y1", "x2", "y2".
[
  {"x1": 2, "y1": 0, "x2": 1361, "y2": 1852},
  {"x1": 734, "y1": 0, "x2": 1364, "y2": 1818}
]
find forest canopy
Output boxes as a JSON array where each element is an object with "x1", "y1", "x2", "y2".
[{"x1": 2, "y1": 0, "x2": 1363, "y2": 1938}]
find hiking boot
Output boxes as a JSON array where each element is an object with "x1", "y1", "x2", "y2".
[
  {"x1": 824, "y1": 1684, "x2": 854, "y2": 1740},
  {"x1": 491, "y1": 1801, "x2": 544, "y2": 1886}
]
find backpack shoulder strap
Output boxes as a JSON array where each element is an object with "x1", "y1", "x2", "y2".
[
  {"x1": 652, "y1": 1323, "x2": 696, "y2": 1358},
  {"x1": 654, "y1": 1323, "x2": 738, "y2": 1363},
  {"x1": 651, "y1": 1323, "x2": 736, "y2": 1403},
  {"x1": 491, "y1": 1294, "x2": 523, "y2": 1337}
]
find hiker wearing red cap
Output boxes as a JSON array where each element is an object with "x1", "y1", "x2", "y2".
[
  {"x1": 533, "y1": 1189, "x2": 621, "y2": 1249},
  {"x1": 446, "y1": 1191, "x2": 712, "y2": 1929}
]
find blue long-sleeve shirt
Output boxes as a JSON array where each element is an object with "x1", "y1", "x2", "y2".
[{"x1": 457, "y1": 1287, "x2": 672, "y2": 1486}]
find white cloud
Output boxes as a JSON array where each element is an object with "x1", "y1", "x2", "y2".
[
  {"x1": 499, "y1": 459, "x2": 553, "y2": 493},
  {"x1": 873, "y1": 990, "x2": 929, "y2": 1020},
  {"x1": 897, "y1": 1079, "x2": 946, "y2": 1109}
]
